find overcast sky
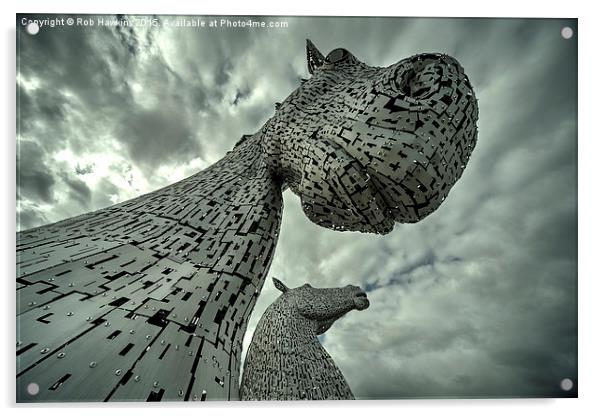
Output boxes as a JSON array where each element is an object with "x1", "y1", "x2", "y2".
[{"x1": 17, "y1": 15, "x2": 577, "y2": 399}]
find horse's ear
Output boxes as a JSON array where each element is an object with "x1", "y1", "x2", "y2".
[
  {"x1": 273, "y1": 277, "x2": 289, "y2": 293},
  {"x1": 306, "y1": 39, "x2": 324, "y2": 75}
]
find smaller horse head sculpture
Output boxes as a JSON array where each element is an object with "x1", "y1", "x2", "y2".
[
  {"x1": 272, "y1": 278, "x2": 370, "y2": 335},
  {"x1": 241, "y1": 278, "x2": 370, "y2": 400}
]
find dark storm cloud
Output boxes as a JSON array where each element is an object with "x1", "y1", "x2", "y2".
[
  {"x1": 18, "y1": 17, "x2": 132, "y2": 110},
  {"x1": 16, "y1": 140, "x2": 55, "y2": 202},
  {"x1": 17, "y1": 84, "x2": 70, "y2": 147},
  {"x1": 75, "y1": 163, "x2": 94, "y2": 175},
  {"x1": 115, "y1": 16, "x2": 140, "y2": 56},
  {"x1": 17, "y1": 15, "x2": 577, "y2": 399},
  {"x1": 232, "y1": 87, "x2": 251, "y2": 106},
  {"x1": 16, "y1": 205, "x2": 49, "y2": 230},
  {"x1": 92, "y1": 177, "x2": 120, "y2": 209},
  {"x1": 59, "y1": 172, "x2": 92, "y2": 209},
  {"x1": 115, "y1": 104, "x2": 199, "y2": 168},
  {"x1": 17, "y1": 84, "x2": 34, "y2": 133},
  {"x1": 215, "y1": 58, "x2": 233, "y2": 86},
  {"x1": 16, "y1": 14, "x2": 216, "y2": 226}
]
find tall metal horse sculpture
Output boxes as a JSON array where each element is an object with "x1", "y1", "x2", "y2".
[
  {"x1": 16, "y1": 40, "x2": 478, "y2": 401},
  {"x1": 241, "y1": 278, "x2": 370, "y2": 400}
]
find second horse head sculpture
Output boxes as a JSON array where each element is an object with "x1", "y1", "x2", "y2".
[{"x1": 241, "y1": 278, "x2": 370, "y2": 400}]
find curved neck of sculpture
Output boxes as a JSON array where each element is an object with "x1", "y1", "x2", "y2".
[
  {"x1": 17, "y1": 134, "x2": 284, "y2": 401},
  {"x1": 114, "y1": 134, "x2": 284, "y2": 398},
  {"x1": 260, "y1": 296, "x2": 324, "y2": 347}
]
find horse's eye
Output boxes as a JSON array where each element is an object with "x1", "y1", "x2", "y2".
[{"x1": 326, "y1": 48, "x2": 348, "y2": 64}]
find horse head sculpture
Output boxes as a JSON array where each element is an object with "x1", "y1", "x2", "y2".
[
  {"x1": 259, "y1": 40, "x2": 478, "y2": 234},
  {"x1": 272, "y1": 278, "x2": 370, "y2": 335},
  {"x1": 241, "y1": 278, "x2": 370, "y2": 400}
]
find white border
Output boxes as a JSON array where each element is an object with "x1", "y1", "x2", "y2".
[{"x1": 2, "y1": 1, "x2": 600, "y2": 416}]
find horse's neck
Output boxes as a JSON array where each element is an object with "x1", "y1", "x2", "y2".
[
  {"x1": 242, "y1": 299, "x2": 355, "y2": 400},
  {"x1": 259, "y1": 300, "x2": 324, "y2": 355},
  {"x1": 43, "y1": 135, "x2": 285, "y2": 294},
  {"x1": 17, "y1": 135, "x2": 284, "y2": 400},
  {"x1": 111, "y1": 135, "x2": 284, "y2": 282}
]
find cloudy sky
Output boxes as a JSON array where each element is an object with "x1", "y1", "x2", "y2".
[{"x1": 17, "y1": 15, "x2": 577, "y2": 399}]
